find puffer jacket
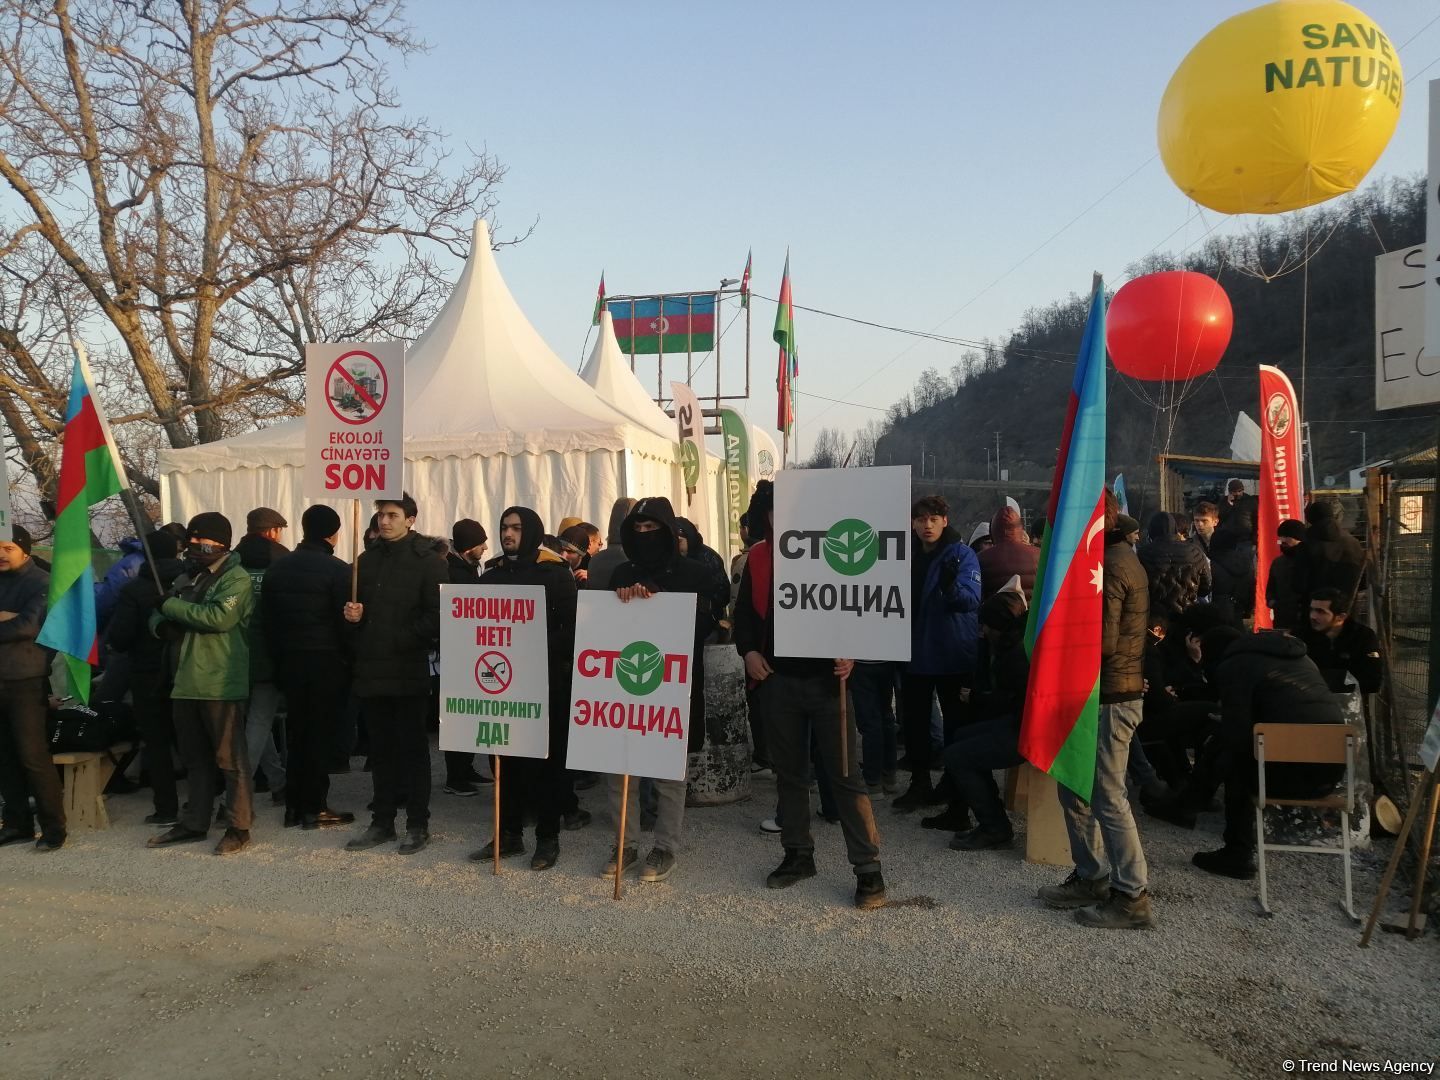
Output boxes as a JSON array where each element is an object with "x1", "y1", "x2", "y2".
[
  {"x1": 672, "y1": 517, "x2": 732, "y2": 633},
  {"x1": 909, "y1": 526, "x2": 982, "y2": 677},
  {"x1": 1209, "y1": 532, "x2": 1256, "y2": 621},
  {"x1": 977, "y1": 507, "x2": 1039, "y2": 600},
  {"x1": 351, "y1": 530, "x2": 448, "y2": 697},
  {"x1": 107, "y1": 557, "x2": 184, "y2": 678},
  {"x1": 261, "y1": 539, "x2": 351, "y2": 659},
  {"x1": 1102, "y1": 531, "x2": 1149, "y2": 702},
  {"x1": 94, "y1": 536, "x2": 146, "y2": 627},
  {"x1": 0, "y1": 558, "x2": 51, "y2": 680},
  {"x1": 1138, "y1": 514, "x2": 1211, "y2": 618},
  {"x1": 152, "y1": 553, "x2": 254, "y2": 700}
]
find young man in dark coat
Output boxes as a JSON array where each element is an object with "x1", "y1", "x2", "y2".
[
  {"x1": 1265, "y1": 519, "x2": 1309, "y2": 631},
  {"x1": 0, "y1": 527, "x2": 64, "y2": 851},
  {"x1": 1301, "y1": 587, "x2": 1382, "y2": 695},
  {"x1": 977, "y1": 506, "x2": 1039, "y2": 601},
  {"x1": 1301, "y1": 498, "x2": 1365, "y2": 606},
  {"x1": 106, "y1": 529, "x2": 185, "y2": 826},
  {"x1": 474, "y1": 506, "x2": 578, "y2": 871},
  {"x1": 342, "y1": 494, "x2": 448, "y2": 855},
  {"x1": 1138, "y1": 511, "x2": 1212, "y2": 620},
  {"x1": 733, "y1": 483, "x2": 886, "y2": 910},
  {"x1": 603, "y1": 497, "x2": 717, "y2": 884},
  {"x1": 262, "y1": 505, "x2": 356, "y2": 830},
  {"x1": 586, "y1": 497, "x2": 637, "y2": 592},
  {"x1": 440, "y1": 518, "x2": 489, "y2": 797}
]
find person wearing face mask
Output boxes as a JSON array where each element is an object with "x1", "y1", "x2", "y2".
[
  {"x1": 473, "y1": 506, "x2": 578, "y2": 870},
  {"x1": 0, "y1": 526, "x2": 65, "y2": 852},
  {"x1": 1265, "y1": 519, "x2": 1309, "y2": 631},
  {"x1": 601, "y1": 498, "x2": 716, "y2": 884},
  {"x1": 145, "y1": 513, "x2": 257, "y2": 856}
]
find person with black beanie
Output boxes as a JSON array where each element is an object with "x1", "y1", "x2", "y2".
[{"x1": 262, "y1": 504, "x2": 356, "y2": 830}]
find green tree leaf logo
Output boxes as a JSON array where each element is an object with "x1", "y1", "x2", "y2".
[
  {"x1": 680, "y1": 441, "x2": 700, "y2": 488},
  {"x1": 615, "y1": 640, "x2": 665, "y2": 696},
  {"x1": 822, "y1": 518, "x2": 879, "y2": 576}
]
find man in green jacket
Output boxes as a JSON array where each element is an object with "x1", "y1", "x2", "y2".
[{"x1": 146, "y1": 513, "x2": 257, "y2": 856}]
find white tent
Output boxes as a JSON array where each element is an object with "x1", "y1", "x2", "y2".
[
  {"x1": 580, "y1": 311, "x2": 676, "y2": 439},
  {"x1": 159, "y1": 220, "x2": 690, "y2": 544}
]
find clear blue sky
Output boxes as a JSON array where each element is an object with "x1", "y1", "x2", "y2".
[{"x1": 390, "y1": 1, "x2": 1440, "y2": 457}]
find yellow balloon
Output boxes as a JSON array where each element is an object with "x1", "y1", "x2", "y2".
[{"x1": 1159, "y1": 0, "x2": 1403, "y2": 215}]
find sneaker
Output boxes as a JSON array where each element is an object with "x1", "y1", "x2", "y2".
[
  {"x1": 882, "y1": 771, "x2": 900, "y2": 794},
  {"x1": 758, "y1": 817, "x2": 782, "y2": 835},
  {"x1": 471, "y1": 834, "x2": 525, "y2": 861},
  {"x1": 766, "y1": 848, "x2": 817, "y2": 889},
  {"x1": 1037, "y1": 870, "x2": 1111, "y2": 909},
  {"x1": 854, "y1": 869, "x2": 887, "y2": 910},
  {"x1": 147, "y1": 825, "x2": 209, "y2": 848},
  {"x1": 563, "y1": 809, "x2": 592, "y2": 831},
  {"x1": 601, "y1": 845, "x2": 639, "y2": 878},
  {"x1": 35, "y1": 833, "x2": 66, "y2": 853},
  {"x1": 531, "y1": 837, "x2": 559, "y2": 871},
  {"x1": 920, "y1": 806, "x2": 972, "y2": 832},
  {"x1": 1191, "y1": 845, "x2": 1258, "y2": 880},
  {"x1": 443, "y1": 781, "x2": 478, "y2": 797},
  {"x1": 949, "y1": 825, "x2": 1015, "y2": 851},
  {"x1": 640, "y1": 847, "x2": 676, "y2": 883},
  {"x1": 213, "y1": 828, "x2": 250, "y2": 856},
  {"x1": 397, "y1": 829, "x2": 429, "y2": 855},
  {"x1": 144, "y1": 812, "x2": 179, "y2": 828},
  {"x1": 1074, "y1": 889, "x2": 1155, "y2": 929},
  {"x1": 345, "y1": 824, "x2": 398, "y2": 851}
]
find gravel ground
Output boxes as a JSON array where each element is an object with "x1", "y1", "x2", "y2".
[{"x1": 1, "y1": 760, "x2": 1436, "y2": 1080}]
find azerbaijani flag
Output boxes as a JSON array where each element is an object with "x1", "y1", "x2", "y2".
[
  {"x1": 591, "y1": 271, "x2": 606, "y2": 326},
  {"x1": 740, "y1": 249, "x2": 752, "y2": 309},
  {"x1": 774, "y1": 254, "x2": 797, "y2": 434},
  {"x1": 608, "y1": 294, "x2": 716, "y2": 354},
  {"x1": 1018, "y1": 282, "x2": 1108, "y2": 801},
  {"x1": 37, "y1": 355, "x2": 124, "y2": 703}
]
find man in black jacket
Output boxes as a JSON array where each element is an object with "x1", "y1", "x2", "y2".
[
  {"x1": 106, "y1": 530, "x2": 185, "y2": 826},
  {"x1": 440, "y1": 518, "x2": 490, "y2": 797},
  {"x1": 602, "y1": 497, "x2": 716, "y2": 884},
  {"x1": 1301, "y1": 587, "x2": 1382, "y2": 694},
  {"x1": 342, "y1": 494, "x2": 448, "y2": 855},
  {"x1": 733, "y1": 484, "x2": 886, "y2": 910},
  {"x1": 474, "y1": 506, "x2": 578, "y2": 871},
  {"x1": 0, "y1": 527, "x2": 64, "y2": 851},
  {"x1": 263, "y1": 505, "x2": 356, "y2": 831},
  {"x1": 1138, "y1": 511, "x2": 1211, "y2": 620},
  {"x1": 1188, "y1": 627, "x2": 1344, "y2": 879},
  {"x1": 1302, "y1": 499, "x2": 1365, "y2": 607}
]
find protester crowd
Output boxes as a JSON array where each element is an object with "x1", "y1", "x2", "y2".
[{"x1": 0, "y1": 477, "x2": 1378, "y2": 922}]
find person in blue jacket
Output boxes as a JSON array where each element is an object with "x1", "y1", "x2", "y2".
[{"x1": 892, "y1": 495, "x2": 982, "y2": 813}]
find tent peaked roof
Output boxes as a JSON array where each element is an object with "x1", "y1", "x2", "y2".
[{"x1": 580, "y1": 311, "x2": 677, "y2": 441}]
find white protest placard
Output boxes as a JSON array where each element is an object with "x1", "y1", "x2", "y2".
[
  {"x1": 1375, "y1": 246, "x2": 1440, "y2": 411},
  {"x1": 1421, "y1": 698, "x2": 1440, "y2": 774},
  {"x1": 566, "y1": 591, "x2": 695, "y2": 781},
  {"x1": 438, "y1": 585, "x2": 549, "y2": 758},
  {"x1": 1427, "y1": 79, "x2": 1440, "y2": 367},
  {"x1": 305, "y1": 341, "x2": 405, "y2": 499},
  {"x1": 773, "y1": 465, "x2": 911, "y2": 662}
]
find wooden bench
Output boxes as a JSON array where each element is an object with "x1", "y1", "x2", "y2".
[{"x1": 51, "y1": 743, "x2": 133, "y2": 830}]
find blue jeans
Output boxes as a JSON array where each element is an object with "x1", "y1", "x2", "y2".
[
  {"x1": 1058, "y1": 700, "x2": 1149, "y2": 898},
  {"x1": 849, "y1": 662, "x2": 899, "y2": 785}
]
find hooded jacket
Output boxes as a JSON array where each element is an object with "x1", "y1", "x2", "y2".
[
  {"x1": 1102, "y1": 529, "x2": 1149, "y2": 702},
  {"x1": 261, "y1": 538, "x2": 352, "y2": 660},
  {"x1": 1214, "y1": 630, "x2": 1344, "y2": 790},
  {"x1": 672, "y1": 517, "x2": 732, "y2": 630},
  {"x1": 350, "y1": 529, "x2": 448, "y2": 697},
  {"x1": 1138, "y1": 513, "x2": 1212, "y2": 618},
  {"x1": 586, "y1": 497, "x2": 637, "y2": 591},
  {"x1": 152, "y1": 551, "x2": 254, "y2": 700},
  {"x1": 1265, "y1": 542, "x2": 1309, "y2": 632},
  {"x1": 909, "y1": 525, "x2": 982, "y2": 677},
  {"x1": 609, "y1": 497, "x2": 714, "y2": 752},
  {"x1": 977, "y1": 507, "x2": 1039, "y2": 600},
  {"x1": 1302, "y1": 505, "x2": 1365, "y2": 605},
  {"x1": 0, "y1": 558, "x2": 50, "y2": 681},
  {"x1": 479, "y1": 506, "x2": 578, "y2": 716},
  {"x1": 106, "y1": 556, "x2": 185, "y2": 679}
]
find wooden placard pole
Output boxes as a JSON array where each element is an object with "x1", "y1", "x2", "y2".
[
  {"x1": 838, "y1": 673, "x2": 849, "y2": 778},
  {"x1": 492, "y1": 756, "x2": 502, "y2": 877},
  {"x1": 614, "y1": 774, "x2": 630, "y2": 900},
  {"x1": 350, "y1": 499, "x2": 361, "y2": 603},
  {"x1": 1360, "y1": 766, "x2": 1438, "y2": 946}
]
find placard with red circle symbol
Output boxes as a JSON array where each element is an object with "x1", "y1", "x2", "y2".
[
  {"x1": 304, "y1": 341, "x2": 405, "y2": 499},
  {"x1": 474, "y1": 650, "x2": 513, "y2": 695}
]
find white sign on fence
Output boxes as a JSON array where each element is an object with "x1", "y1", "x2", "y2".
[
  {"x1": 566, "y1": 591, "x2": 695, "y2": 781},
  {"x1": 304, "y1": 341, "x2": 406, "y2": 499},
  {"x1": 772, "y1": 465, "x2": 912, "y2": 662},
  {"x1": 438, "y1": 585, "x2": 550, "y2": 758},
  {"x1": 1375, "y1": 246, "x2": 1440, "y2": 411}
]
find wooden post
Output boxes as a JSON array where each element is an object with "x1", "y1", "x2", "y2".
[
  {"x1": 492, "y1": 756, "x2": 502, "y2": 876},
  {"x1": 1022, "y1": 764, "x2": 1073, "y2": 866},
  {"x1": 1360, "y1": 767, "x2": 1437, "y2": 946},
  {"x1": 350, "y1": 499, "x2": 361, "y2": 603},
  {"x1": 838, "y1": 674, "x2": 849, "y2": 778},
  {"x1": 1405, "y1": 772, "x2": 1440, "y2": 939},
  {"x1": 614, "y1": 774, "x2": 630, "y2": 900}
]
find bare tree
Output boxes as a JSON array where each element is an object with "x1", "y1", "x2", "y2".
[
  {"x1": 0, "y1": 0, "x2": 517, "y2": 509},
  {"x1": 801, "y1": 427, "x2": 845, "y2": 470}
]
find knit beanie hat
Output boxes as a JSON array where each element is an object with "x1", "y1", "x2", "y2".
[
  {"x1": 186, "y1": 512, "x2": 232, "y2": 548},
  {"x1": 451, "y1": 518, "x2": 488, "y2": 552},
  {"x1": 9, "y1": 525, "x2": 32, "y2": 555},
  {"x1": 302, "y1": 505, "x2": 342, "y2": 541}
]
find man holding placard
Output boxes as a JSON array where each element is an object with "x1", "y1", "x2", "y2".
[
  {"x1": 601, "y1": 497, "x2": 717, "y2": 883},
  {"x1": 474, "y1": 506, "x2": 577, "y2": 871}
]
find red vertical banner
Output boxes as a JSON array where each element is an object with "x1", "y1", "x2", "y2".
[{"x1": 1254, "y1": 365, "x2": 1304, "y2": 630}]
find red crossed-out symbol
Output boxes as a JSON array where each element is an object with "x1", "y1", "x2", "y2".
[
  {"x1": 325, "y1": 350, "x2": 389, "y2": 426},
  {"x1": 474, "y1": 651, "x2": 513, "y2": 696}
]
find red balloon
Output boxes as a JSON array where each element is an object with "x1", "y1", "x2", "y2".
[{"x1": 1106, "y1": 271, "x2": 1233, "y2": 382}]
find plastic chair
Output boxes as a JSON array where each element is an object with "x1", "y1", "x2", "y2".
[{"x1": 1253, "y1": 723, "x2": 1360, "y2": 921}]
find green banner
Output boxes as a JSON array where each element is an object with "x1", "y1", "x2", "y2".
[{"x1": 719, "y1": 408, "x2": 751, "y2": 557}]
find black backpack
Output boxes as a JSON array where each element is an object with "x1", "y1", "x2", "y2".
[{"x1": 47, "y1": 704, "x2": 115, "y2": 754}]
